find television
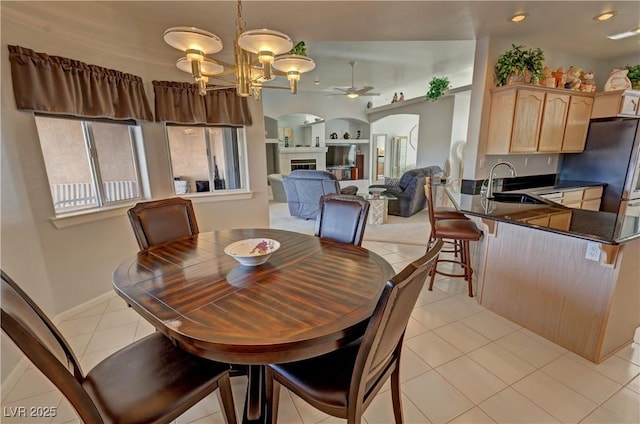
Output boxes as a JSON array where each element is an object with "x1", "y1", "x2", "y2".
[{"x1": 326, "y1": 145, "x2": 356, "y2": 167}]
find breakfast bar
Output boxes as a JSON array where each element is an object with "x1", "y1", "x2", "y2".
[{"x1": 444, "y1": 182, "x2": 640, "y2": 363}]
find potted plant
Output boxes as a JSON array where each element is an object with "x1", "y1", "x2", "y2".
[
  {"x1": 289, "y1": 41, "x2": 307, "y2": 56},
  {"x1": 494, "y1": 44, "x2": 545, "y2": 86},
  {"x1": 624, "y1": 64, "x2": 640, "y2": 89},
  {"x1": 426, "y1": 76, "x2": 451, "y2": 101}
]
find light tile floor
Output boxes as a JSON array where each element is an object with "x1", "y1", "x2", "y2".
[{"x1": 2, "y1": 241, "x2": 639, "y2": 424}]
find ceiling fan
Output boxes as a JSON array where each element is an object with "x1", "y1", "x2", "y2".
[{"x1": 327, "y1": 61, "x2": 380, "y2": 99}]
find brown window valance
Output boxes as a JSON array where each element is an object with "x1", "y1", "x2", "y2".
[
  {"x1": 153, "y1": 81, "x2": 252, "y2": 126},
  {"x1": 8, "y1": 45, "x2": 153, "y2": 121}
]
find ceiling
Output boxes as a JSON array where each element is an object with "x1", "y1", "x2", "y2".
[{"x1": 41, "y1": 1, "x2": 640, "y2": 96}]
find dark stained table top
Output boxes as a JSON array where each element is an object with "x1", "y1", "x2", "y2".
[{"x1": 113, "y1": 228, "x2": 396, "y2": 365}]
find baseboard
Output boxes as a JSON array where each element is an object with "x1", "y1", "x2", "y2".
[
  {"x1": 2, "y1": 290, "x2": 113, "y2": 399},
  {"x1": 52, "y1": 290, "x2": 113, "y2": 324}
]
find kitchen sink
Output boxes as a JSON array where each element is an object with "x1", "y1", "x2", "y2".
[{"x1": 490, "y1": 192, "x2": 547, "y2": 205}]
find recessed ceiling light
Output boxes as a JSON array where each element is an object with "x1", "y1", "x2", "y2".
[
  {"x1": 509, "y1": 13, "x2": 528, "y2": 23},
  {"x1": 607, "y1": 26, "x2": 640, "y2": 40},
  {"x1": 593, "y1": 11, "x2": 618, "y2": 21}
]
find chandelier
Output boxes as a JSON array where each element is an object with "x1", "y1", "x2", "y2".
[{"x1": 163, "y1": 0, "x2": 316, "y2": 98}]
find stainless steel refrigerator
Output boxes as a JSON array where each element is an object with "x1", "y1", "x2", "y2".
[{"x1": 559, "y1": 118, "x2": 640, "y2": 214}]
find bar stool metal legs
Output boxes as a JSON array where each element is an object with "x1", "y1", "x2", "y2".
[
  {"x1": 428, "y1": 238, "x2": 475, "y2": 296},
  {"x1": 425, "y1": 177, "x2": 482, "y2": 297}
]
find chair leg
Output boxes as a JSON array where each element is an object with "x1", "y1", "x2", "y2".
[
  {"x1": 217, "y1": 373, "x2": 238, "y2": 424},
  {"x1": 265, "y1": 369, "x2": 280, "y2": 424},
  {"x1": 428, "y1": 254, "x2": 439, "y2": 291},
  {"x1": 460, "y1": 240, "x2": 467, "y2": 280},
  {"x1": 463, "y1": 240, "x2": 474, "y2": 297},
  {"x1": 428, "y1": 228, "x2": 435, "y2": 249},
  {"x1": 391, "y1": 365, "x2": 403, "y2": 424}
]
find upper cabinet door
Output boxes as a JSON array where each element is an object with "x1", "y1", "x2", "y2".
[
  {"x1": 485, "y1": 85, "x2": 594, "y2": 155},
  {"x1": 538, "y1": 93, "x2": 570, "y2": 152},
  {"x1": 562, "y1": 96, "x2": 594, "y2": 152},
  {"x1": 510, "y1": 89, "x2": 545, "y2": 153},
  {"x1": 486, "y1": 88, "x2": 517, "y2": 154}
]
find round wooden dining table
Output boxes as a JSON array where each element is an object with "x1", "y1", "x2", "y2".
[{"x1": 113, "y1": 228, "x2": 395, "y2": 423}]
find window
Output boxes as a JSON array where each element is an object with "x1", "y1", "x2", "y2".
[
  {"x1": 166, "y1": 125, "x2": 247, "y2": 195},
  {"x1": 35, "y1": 116, "x2": 142, "y2": 214}
]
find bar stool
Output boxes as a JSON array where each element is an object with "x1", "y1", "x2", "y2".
[
  {"x1": 425, "y1": 177, "x2": 482, "y2": 297},
  {"x1": 426, "y1": 178, "x2": 468, "y2": 254}
]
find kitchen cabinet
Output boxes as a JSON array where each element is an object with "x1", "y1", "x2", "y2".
[
  {"x1": 510, "y1": 89, "x2": 545, "y2": 152},
  {"x1": 581, "y1": 186, "x2": 604, "y2": 211},
  {"x1": 486, "y1": 85, "x2": 593, "y2": 154},
  {"x1": 561, "y1": 95, "x2": 594, "y2": 152},
  {"x1": 521, "y1": 209, "x2": 571, "y2": 230},
  {"x1": 538, "y1": 93, "x2": 570, "y2": 152},
  {"x1": 591, "y1": 89, "x2": 640, "y2": 119},
  {"x1": 548, "y1": 210, "x2": 572, "y2": 230},
  {"x1": 538, "y1": 185, "x2": 603, "y2": 210},
  {"x1": 524, "y1": 214, "x2": 550, "y2": 226}
]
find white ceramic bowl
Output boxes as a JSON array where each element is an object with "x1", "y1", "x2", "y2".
[{"x1": 224, "y1": 238, "x2": 280, "y2": 266}]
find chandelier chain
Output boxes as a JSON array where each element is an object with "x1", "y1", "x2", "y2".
[{"x1": 236, "y1": 0, "x2": 245, "y2": 34}]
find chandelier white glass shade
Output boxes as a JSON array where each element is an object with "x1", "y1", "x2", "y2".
[
  {"x1": 163, "y1": 1, "x2": 315, "y2": 98},
  {"x1": 237, "y1": 29, "x2": 293, "y2": 81},
  {"x1": 272, "y1": 55, "x2": 317, "y2": 95}
]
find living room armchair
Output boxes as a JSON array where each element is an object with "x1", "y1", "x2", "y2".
[
  {"x1": 283, "y1": 170, "x2": 358, "y2": 219},
  {"x1": 369, "y1": 166, "x2": 443, "y2": 217}
]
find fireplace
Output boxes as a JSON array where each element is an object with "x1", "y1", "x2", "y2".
[
  {"x1": 290, "y1": 159, "x2": 317, "y2": 171},
  {"x1": 278, "y1": 147, "x2": 327, "y2": 175}
]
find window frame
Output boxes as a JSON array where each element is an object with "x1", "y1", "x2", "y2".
[
  {"x1": 165, "y1": 124, "x2": 250, "y2": 197},
  {"x1": 35, "y1": 114, "x2": 144, "y2": 216}
]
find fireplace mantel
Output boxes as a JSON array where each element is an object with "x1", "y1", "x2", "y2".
[
  {"x1": 278, "y1": 147, "x2": 327, "y2": 154},
  {"x1": 278, "y1": 147, "x2": 327, "y2": 175}
]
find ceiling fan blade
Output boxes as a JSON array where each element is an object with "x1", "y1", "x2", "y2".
[
  {"x1": 356, "y1": 86, "x2": 375, "y2": 94},
  {"x1": 359, "y1": 92, "x2": 381, "y2": 96}
]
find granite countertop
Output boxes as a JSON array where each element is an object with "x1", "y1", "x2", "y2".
[{"x1": 443, "y1": 181, "x2": 640, "y2": 245}]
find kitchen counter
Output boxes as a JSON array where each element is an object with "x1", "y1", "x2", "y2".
[
  {"x1": 440, "y1": 181, "x2": 640, "y2": 363},
  {"x1": 444, "y1": 181, "x2": 639, "y2": 245}
]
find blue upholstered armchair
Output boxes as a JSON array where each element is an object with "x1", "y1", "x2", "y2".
[
  {"x1": 283, "y1": 170, "x2": 358, "y2": 219},
  {"x1": 369, "y1": 166, "x2": 444, "y2": 217}
]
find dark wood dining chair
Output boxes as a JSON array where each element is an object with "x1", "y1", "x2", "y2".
[
  {"x1": 0, "y1": 270, "x2": 237, "y2": 424},
  {"x1": 314, "y1": 194, "x2": 370, "y2": 246},
  {"x1": 127, "y1": 197, "x2": 199, "y2": 250},
  {"x1": 265, "y1": 240, "x2": 444, "y2": 424}
]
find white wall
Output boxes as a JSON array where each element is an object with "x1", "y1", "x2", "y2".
[
  {"x1": 370, "y1": 114, "x2": 419, "y2": 174},
  {"x1": 1, "y1": 2, "x2": 270, "y2": 376},
  {"x1": 368, "y1": 96, "x2": 455, "y2": 171}
]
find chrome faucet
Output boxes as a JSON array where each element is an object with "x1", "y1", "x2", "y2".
[{"x1": 486, "y1": 161, "x2": 517, "y2": 199}]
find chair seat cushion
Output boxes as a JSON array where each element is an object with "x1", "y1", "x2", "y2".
[
  {"x1": 269, "y1": 340, "x2": 361, "y2": 410},
  {"x1": 83, "y1": 332, "x2": 229, "y2": 423},
  {"x1": 435, "y1": 219, "x2": 482, "y2": 241},
  {"x1": 434, "y1": 207, "x2": 466, "y2": 220}
]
